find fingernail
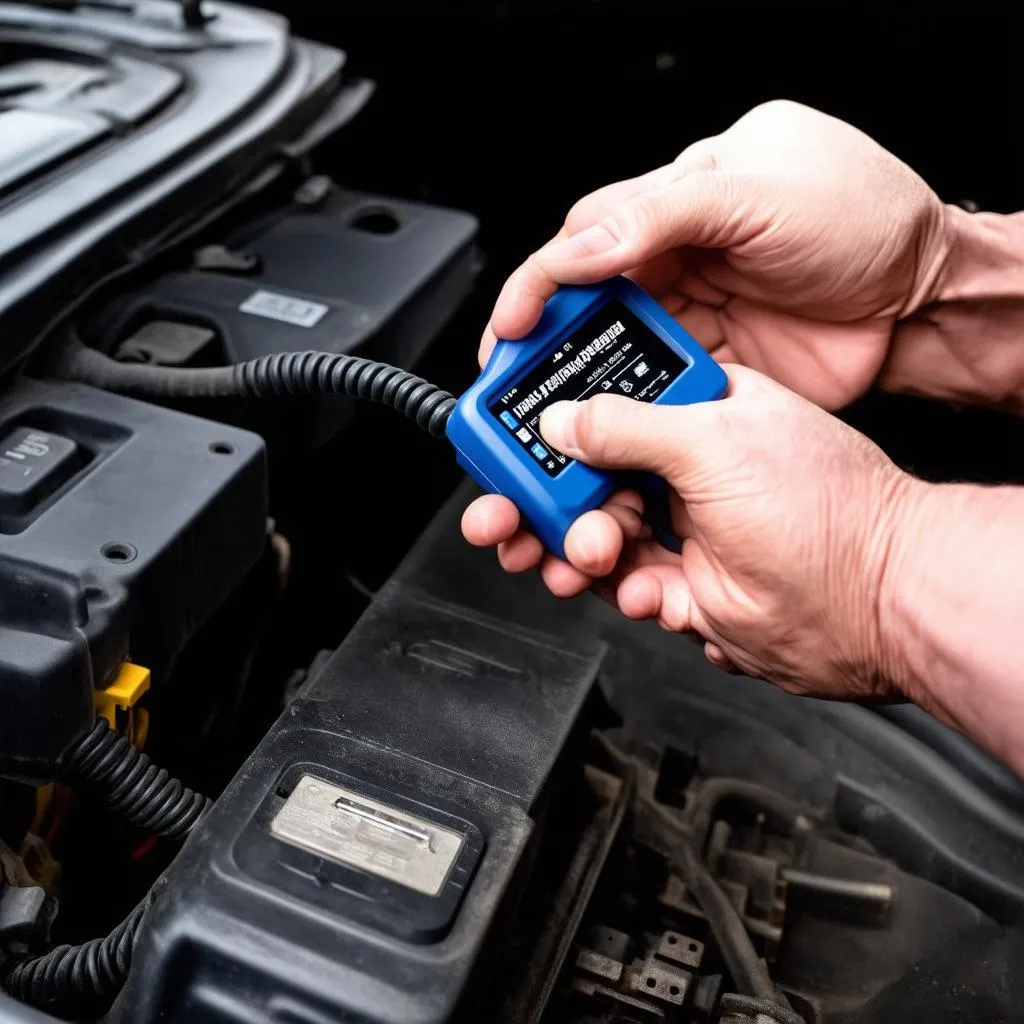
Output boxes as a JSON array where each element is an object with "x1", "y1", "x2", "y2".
[
  {"x1": 539, "y1": 401, "x2": 579, "y2": 453},
  {"x1": 537, "y1": 224, "x2": 619, "y2": 264}
]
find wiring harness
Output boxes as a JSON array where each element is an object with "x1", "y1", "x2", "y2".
[
  {"x1": 1, "y1": 720, "x2": 209, "y2": 1013},
  {"x1": 61, "y1": 719, "x2": 211, "y2": 841},
  {"x1": 2, "y1": 886, "x2": 158, "y2": 1015}
]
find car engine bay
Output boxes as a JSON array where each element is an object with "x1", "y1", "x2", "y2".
[{"x1": 0, "y1": 1, "x2": 1023, "y2": 1022}]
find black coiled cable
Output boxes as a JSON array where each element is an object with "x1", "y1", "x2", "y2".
[
  {"x1": 2, "y1": 723, "x2": 210, "y2": 1013},
  {"x1": 232, "y1": 350, "x2": 456, "y2": 437},
  {"x1": 50, "y1": 341, "x2": 458, "y2": 438},
  {"x1": 61, "y1": 719, "x2": 210, "y2": 841},
  {"x1": 2, "y1": 888, "x2": 157, "y2": 1014}
]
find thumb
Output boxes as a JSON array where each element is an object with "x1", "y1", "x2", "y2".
[
  {"x1": 532, "y1": 170, "x2": 764, "y2": 283},
  {"x1": 538, "y1": 394, "x2": 717, "y2": 483}
]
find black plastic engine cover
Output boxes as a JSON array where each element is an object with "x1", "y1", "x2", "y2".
[
  {"x1": 95, "y1": 188, "x2": 478, "y2": 366},
  {"x1": 0, "y1": 378, "x2": 267, "y2": 781},
  {"x1": 114, "y1": 583, "x2": 601, "y2": 1024},
  {"x1": 86, "y1": 186, "x2": 479, "y2": 450}
]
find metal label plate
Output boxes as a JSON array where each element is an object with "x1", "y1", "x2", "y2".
[
  {"x1": 239, "y1": 289, "x2": 329, "y2": 328},
  {"x1": 270, "y1": 775, "x2": 464, "y2": 897}
]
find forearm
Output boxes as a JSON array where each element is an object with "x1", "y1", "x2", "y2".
[
  {"x1": 881, "y1": 479, "x2": 1024, "y2": 774},
  {"x1": 884, "y1": 206, "x2": 1024, "y2": 411}
]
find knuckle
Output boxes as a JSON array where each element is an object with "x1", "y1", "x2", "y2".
[
  {"x1": 675, "y1": 137, "x2": 719, "y2": 172},
  {"x1": 635, "y1": 191, "x2": 667, "y2": 234},
  {"x1": 564, "y1": 196, "x2": 592, "y2": 234},
  {"x1": 603, "y1": 193, "x2": 659, "y2": 247}
]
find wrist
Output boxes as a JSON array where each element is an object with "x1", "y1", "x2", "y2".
[
  {"x1": 877, "y1": 478, "x2": 1024, "y2": 770},
  {"x1": 855, "y1": 471, "x2": 933, "y2": 704},
  {"x1": 885, "y1": 206, "x2": 1024, "y2": 409},
  {"x1": 929, "y1": 204, "x2": 1024, "y2": 308},
  {"x1": 873, "y1": 476, "x2": 944, "y2": 710}
]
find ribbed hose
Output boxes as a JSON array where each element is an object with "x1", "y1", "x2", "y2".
[
  {"x1": 61, "y1": 719, "x2": 210, "y2": 841},
  {"x1": 2, "y1": 885, "x2": 161, "y2": 1014},
  {"x1": 51, "y1": 342, "x2": 457, "y2": 438},
  {"x1": 233, "y1": 351, "x2": 456, "y2": 437}
]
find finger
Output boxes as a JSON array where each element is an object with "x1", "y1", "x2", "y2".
[
  {"x1": 497, "y1": 530, "x2": 544, "y2": 573},
  {"x1": 606, "y1": 488, "x2": 644, "y2": 514},
  {"x1": 565, "y1": 165, "x2": 682, "y2": 230},
  {"x1": 605, "y1": 494, "x2": 647, "y2": 540},
  {"x1": 705, "y1": 641, "x2": 740, "y2": 673},
  {"x1": 477, "y1": 323, "x2": 500, "y2": 369},
  {"x1": 486, "y1": 165, "x2": 682, "y2": 349},
  {"x1": 675, "y1": 299, "x2": 726, "y2": 352},
  {"x1": 486, "y1": 240, "x2": 564, "y2": 344},
  {"x1": 563, "y1": 509, "x2": 628, "y2": 579},
  {"x1": 539, "y1": 552, "x2": 594, "y2": 598},
  {"x1": 461, "y1": 494, "x2": 520, "y2": 547},
  {"x1": 613, "y1": 563, "x2": 701, "y2": 633},
  {"x1": 533, "y1": 170, "x2": 767, "y2": 285},
  {"x1": 538, "y1": 388, "x2": 726, "y2": 484},
  {"x1": 589, "y1": 537, "x2": 678, "y2": 610},
  {"x1": 561, "y1": 489, "x2": 647, "y2": 579}
]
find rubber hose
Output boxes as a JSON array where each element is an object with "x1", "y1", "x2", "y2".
[
  {"x1": 51, "y1": 342, "x2": 457, "y2": 438},
  {"x1": 61, "y1": 719, "x2": 210, "y2": 841}
]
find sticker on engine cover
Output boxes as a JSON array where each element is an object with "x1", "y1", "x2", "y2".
[
  {"x1": 270, "y1": 775, "x2": 464, "y2": 896},
  {"x1": 239, "y1": 289, "x2": 329, "y2": 328}
]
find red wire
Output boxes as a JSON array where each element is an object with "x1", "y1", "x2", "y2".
[{"x1": 131, "y1": 835, "x2": 160, "y2": 862}]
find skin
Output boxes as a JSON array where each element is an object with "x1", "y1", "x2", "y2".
[{"x1": 461, "y1": 100, "x2": 1024, "y2": 774}]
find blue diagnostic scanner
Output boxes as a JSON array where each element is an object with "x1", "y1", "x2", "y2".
[{"x1": 446, "y1": 276, "x2": 728, "y2": 559}]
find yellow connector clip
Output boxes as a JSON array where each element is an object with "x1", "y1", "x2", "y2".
[{"x1": 96, "y1": 662, "x2": 151, "y2": 747}]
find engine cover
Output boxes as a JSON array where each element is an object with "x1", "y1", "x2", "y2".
[
  {"x1": 114, "y1": 582, "x2": 602, "y2": 1024},
  {"x1": 0, "y1": 378, "x2": 267, "y2": 781}
]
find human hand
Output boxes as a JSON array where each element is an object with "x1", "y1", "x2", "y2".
[
  {"x1": 462, "y1": 365, "x2": 918, "y2": 699},
  {"x1": 479, "y1": 99, "x2": 949, "y2": 412}
]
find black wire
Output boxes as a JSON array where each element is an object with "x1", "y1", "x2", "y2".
[
  {"x1": 61, "y1": 718, "x2": 211, "y2": 841},
  {"x1": 233, "y1": 351, "x2": 456, "y2": 437},
  {"x1": 3, "y1": 720, "x2": 211, "y2": 1012},
  {"x1": 49, "y1": 342, "x2": 458, "y2": 438},
  {"x1": 1, "y1": 883, "x2": 161, "y2": 1014}
]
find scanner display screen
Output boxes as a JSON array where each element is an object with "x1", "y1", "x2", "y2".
[{"x1": 488, "y1": 299, "x2": 688, "y2": 477}]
